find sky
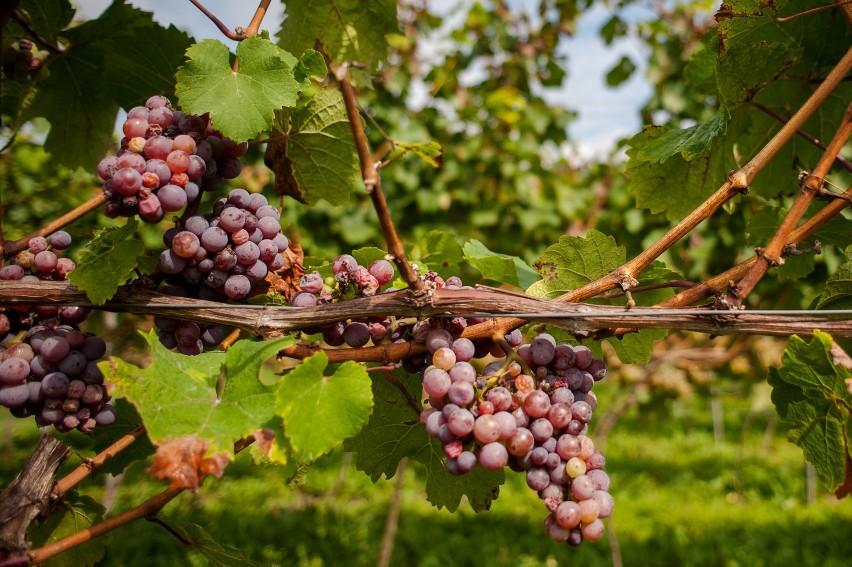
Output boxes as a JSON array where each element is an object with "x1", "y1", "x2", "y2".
[{"x1": 76, "y1": 0, "x2": 653, "y2": 159}]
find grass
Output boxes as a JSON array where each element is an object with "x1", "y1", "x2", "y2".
[{"x1": 2, "y1": 387, "x2": 851, "y2": 567}]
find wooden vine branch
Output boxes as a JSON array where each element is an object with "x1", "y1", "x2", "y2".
[
  {"x1": 732, "y1": 102, "x2": 852, "y2": 304},
  {"x1": 186, "y1": 0, "x2": 239, "y2": 40},
  {"x1": 335, "y1": 65, "x2": 425, "y2": 293},
  {"x1": 0, "y1": 435, "x2": 70, "y2": 561},
  {"x1": 25, "y1": 486, "x2": 184, "y2": 565},
  {"x1": 659, "y1": 182, "x2": 852, "y2": 309},
  {"x1": 0, "y1": 280, "x2": 849, "y2": 359},
  {"x1": 2, "y1": 193, "x2": 105, "y2": 258},
  {"x1": 51, "y1": 425, "x2": 146, "y2": 500},
  {"x1": 454, "y1": 44, "x2": 852, "y2": 340}
]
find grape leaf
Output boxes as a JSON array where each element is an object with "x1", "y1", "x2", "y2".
[
  {"x1": 817, "y1": 246, "x2": 852, "y2": 310},
  {"x1": 68, "y1": 218, "x2": 145, "y2": 305},
  {"x1": 768, "y1": 331, "x2": 852, "y2": 496},
  {"x1": 625, "y1": 121, "x2": 739, "y2": 222},
  {"x1": 344, "y1": 369, "x2": 429, "y2": 481},
  {"x1": 716, "y1": 41, "x2": 798, "y2": 109},
  {"x1": 463, "y1": 239, "x2": 539, "y2": 290},
  {"x1": 27, "y1": 493, "x2": 110, "y2": 567},
  {"x1": 275, "y1": 352, "x2": 373, "y2": 461},
  {"x1": 387, "y1": 141, "x2": 444, "y2": 168},
  {"x1": 605, "y1": 55, "x2": 636, "y2": 87},
  {"x1": 176, "y1": 37, "x2": 299, "y2": 142},
  {"x1": 526, "y1": 230, "x2": 624, "y2": 299},
  {"x1": 352, "y1": 247, "x2": 388, "y2": 270},
  {"x1": 421, "y1": 442, "x2": 504, "y2": 513},
  {"x1": 633, "y1": 107, "x2": 729, "y2": 163},
  {"x1": 344, "y1": 368, "x2": 503, "y2": 512},
  {"x1": 605, "y1": 329, "x2": 667, "y2": 365},
  {"x1": 22, "y1": 1, "x2": 183, "y2": 169},
  {"x1": 148, "y1": 516, "x2": 266, "y2": 567},
  {"x1": 103, "y1": 333, "x2": 291, "y2": 452},
  {"x1": 266, "y1": 87, "x2": 361, "y2": 205},
  {"x1": 20, "y1": 0, "x2": 74, "y2": 45},
  {"x1": 278, "y1": 0, "x2": 398, "y2": 70},
  {"x1": 23, "y1": 43, "x2": 119, "y2": 170},
  {"x1": 102, "y1": 20, "x2": 193, "y2": 107},
  {"x1": 293, "y1": 49, "x2": 328, "y2": 87},
  {"x1": 417, "y1": 230, "x2": 464, "y2": 276}
]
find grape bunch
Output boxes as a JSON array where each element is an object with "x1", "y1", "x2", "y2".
[
  {"x1": 0, "y1": 231, "x2": 75, "y2": 285},
  {"x1": 1, "y1": 37, "x2": 48, "y2": 80},
  {"x1": 0, "y1": 235, "x2": 115, "y2": 432},
  {"x1": 290, "y1": 254, "x2": 398, "y2": 348},
  {"x1": 418, "y1": 330, "x2": 613, "y2": 546},
  {"x1": 97, "y1": 95, "x2": 246, "y2": 222},
  {"x1": 158, "y1": 188, "x2": 289, "y2": 301},
  {"x1": 0, "y1": 324, "x2": 114, "y2": 432}
]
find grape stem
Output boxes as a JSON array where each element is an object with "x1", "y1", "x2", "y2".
[
  {"x1": 2, "y1": 193, "x2": 106, "y2": 258},
  {"x1": 731, "y1": 102, "x2": 852, "y2": 306},
  {"x1": 456, "y1": 44, "x2": 852, "y2": 339},
  {"x1": 9, "y1": 10, "x2": 65, "y2": 55},
  {"x1": 186, "y1": 0, "x2": 240, "y2": 41},
  {"x1": 751, "y1": 102, "x2": 852, "y2": 174},
  {"x1": 51, "y1": 425, "x2": 146, "y2": 500},
  {"x1": 335, "y1": 64, "x2": 425, "y2": 293},
  {"x1": 25, "y1": 434, "x2": 258, "y2": 566}
]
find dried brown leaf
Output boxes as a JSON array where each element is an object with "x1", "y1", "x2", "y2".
[
  {"x1": 262, "y1": 242, "x2": 305, "y2": 300},
  {"x1": 148, "y1": 435, "x2": 229, "y2": 490}
]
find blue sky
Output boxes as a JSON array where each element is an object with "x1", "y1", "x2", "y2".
[{"x1": 77, "y1": 0, "x2": 653, "y2": 158}]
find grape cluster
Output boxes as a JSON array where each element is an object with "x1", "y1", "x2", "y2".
[
  {"x1": 1, "y1": 38, "x2": 48, "y2": 80},
  {"x1": 157, "y1": 188, "x2": 289, "y2": 301},
  {"x1": 98, "y1": 95, "x2": 246, "y2": 222},
  {"x1": 0, "y1": 324, "x2": 114, "y2": 432},
  {"x1": 290, "y1": 254, "x2": 397, "y2": 348},
  {"x1": 0, "y1": 235, "x2": 115, "y2": 433},
  {"x1": 419, "y1": 330, "x2": 613, "y2": 546},
  {"x1": 0, "y1": 231, "x2": 75, "y2": 284}
]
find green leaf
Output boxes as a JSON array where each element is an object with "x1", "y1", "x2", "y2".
[
  {"x1": 352, "y1": 247, "x2": 389, "y2": 269},
  {"x1": 103, "y1": 333, "x2": 291, "y2": 451},
  {"x1": 716, "y1": 41, "x2": 799, "y2": 109},
  {"x1": 21, "y1": 0, "x2": 74, "y2": 45},
  {"x1": 604, "y1": 55, "x2": 636, "y2": 87},
  {"x1": 463, "y1": 239, "x2": 539, "y2": 290},
  {"x1": 768, "y1": 331, "x2": 852, "y2": 494},
  {"x1": 176, "y1": 37, "x2": 298, "y2": 142},
  {"x1": 275, "y1": 352, "x2": 373, "y2": 461},
  {"x1": 633, "y1": 107, "x2": 729, "y2": 163},
  {"x1": 278, "y1": 0, "x2": 398, "y2": 70},
  {"x1": 526, "y1": 230, "x2": 624, "y2": 299},
  {"x1": 418, "y1": 230, "x2": 464, "y2": 275},
  {"x1": 103, "y1": 20, "x2": 193, "y2": 107},
  {"x1": 387, "y1": 140, "x2": 444, "y2": 168},
  {"x1": 24, "y1": 44, "x2": 119, "y2": 169},
  {"x1": 605, "y1": 329, "x2": 667, "y2": 365},
  {"x1": 625, "y1": 119, "x2": 739, "y2": 221},
  {"x1": 68, "y1": 219, "x2": 145, "y2": 305},
  {"x1": 421, "y1": 446, "x2": 504, "y2": 513},
  {"x1": 294, "y1": 49, "x2": 328, "y2": 87},
  {"x1": 344, "y1": 368, "x2": 503, "y2": 511},
  {"x1": 267, "y1": 87, "x2": 361, "y2": 205},
  {"x1": 28, "y1": 493, "x2": 110, "y2": 567},
  {"x1": 150, "y1": 516, "x2": 266, "y2": 567},
  {"x1": 818, "y1": 246, "x2": 852, "y2": 310},
  {"x1": 344, "y1": 369, "x2": 427, "y2": 482}
]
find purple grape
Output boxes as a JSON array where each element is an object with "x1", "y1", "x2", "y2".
[
  {"x1": 224, "y1": 275, "x2": 251, "y2": 300},
  {"x1": 343, "y1": 322, "x2": 371, "y2": 348}
]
